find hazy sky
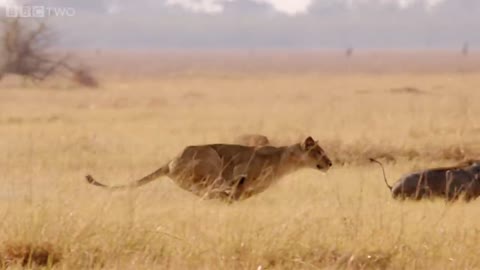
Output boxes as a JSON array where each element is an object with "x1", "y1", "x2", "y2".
[{"x1": 1, "y1": 0, "x2": 479, "y2": 49}]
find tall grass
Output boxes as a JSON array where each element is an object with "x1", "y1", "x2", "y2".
[{"x1": 1, "y1": 70, "x2": 480, "y2": 268}]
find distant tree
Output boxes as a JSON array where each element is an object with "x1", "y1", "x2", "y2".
[
  {"x1": 345, "y1": 47, "x2": 354, "y2": 58},
  {"x1": 0, "y1": 18, "x2": 98, "y2": 87},
  {"x1": 462, "y1": 42, "x2": 469, "y2": 56}
]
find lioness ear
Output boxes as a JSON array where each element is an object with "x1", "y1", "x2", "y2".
[{"x1": 303, "y1": 136, "x2": 315, "y2": 150}]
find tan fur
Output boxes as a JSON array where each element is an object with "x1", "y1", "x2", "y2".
[
  {"x1": 234, "y1": 134, "x2": 270, "y2": 147},
  {"x1": 86, "y1": 136, "x2": 332, "y2": 202}
]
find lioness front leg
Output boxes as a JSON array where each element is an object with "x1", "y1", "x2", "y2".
[{"x1": 225, "y1": 165, "x2": 250, "y2": 201}]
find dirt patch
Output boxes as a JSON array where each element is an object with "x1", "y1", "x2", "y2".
[
  {"x1": 1, "y1": 115, "x2": 62, "y2": 125},
  {"x1": 0, "y1": 242, "x2": 62, "y2": 267},
  {"x1": 257, "y1": 247, "x2": 393, "y2": 270},
  {"x1": 355, "y1": 89, "x2": 372, "y2": 94},
  {"x1": 336, "y1": 250, "x2": 392, "y2": 270},
  {"x1": 389, "y1": 87, "x2": 428, "y2": 95}
]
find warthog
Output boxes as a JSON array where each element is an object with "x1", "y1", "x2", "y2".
[{"x1": 370, "y1": 158, "x2": 480, "y2": 201}]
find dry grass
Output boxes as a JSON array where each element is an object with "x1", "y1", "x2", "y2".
[{"x1": 1, "y1": 52, "x2": 480, "y2": 269}]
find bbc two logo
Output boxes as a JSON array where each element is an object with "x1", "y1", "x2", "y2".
[{"x1": 6, "y1": 5, "x2": 76, "y2": 17}]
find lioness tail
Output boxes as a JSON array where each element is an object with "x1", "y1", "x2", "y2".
[{"x1": 85, "y1": 165, "x2": 170, "y2": 190}]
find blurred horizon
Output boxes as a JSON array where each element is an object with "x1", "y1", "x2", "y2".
[{"x1": 1, "y1": 0, "x2": 479, "y2": 49}]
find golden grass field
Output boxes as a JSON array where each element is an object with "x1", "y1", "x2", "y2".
[{"x1": 2, "y1": 51, "x2": 480, "y2": 269}]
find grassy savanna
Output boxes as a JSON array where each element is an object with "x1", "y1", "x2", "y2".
[{"x1": 2, "y1": 51, "x2": 480, "y2": 269}]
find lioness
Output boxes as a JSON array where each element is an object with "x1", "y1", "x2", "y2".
[
  {"x1": 86, "y1": 136, "x2": 332, "y2": 202},
  {"x1": 370, "y1": 158, "x2": 480, "y2": 201}
]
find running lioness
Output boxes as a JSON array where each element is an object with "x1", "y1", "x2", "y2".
[{"x1": 86, "y1": 136, "x2": 332, "y2": 201}]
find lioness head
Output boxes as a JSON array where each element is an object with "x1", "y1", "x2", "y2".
[{"x1": 293, "y1": 136, "x2": 332, "y2": 171}]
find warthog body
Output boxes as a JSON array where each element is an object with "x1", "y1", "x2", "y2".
[{"x1": 371, "y1": 159, "x2": 480, "y2": 201}]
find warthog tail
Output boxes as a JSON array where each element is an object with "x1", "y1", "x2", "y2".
[
  {"x1": 369, "y1": 158, "x2": 393, "y2": 191},
  {"x1": 85, "y1": 165, "x2": 170, "y2": 190}
]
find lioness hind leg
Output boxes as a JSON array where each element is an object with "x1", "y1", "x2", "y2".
[{"x1": 170, "y1": 148, "x2": 224, "y2": 194}]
